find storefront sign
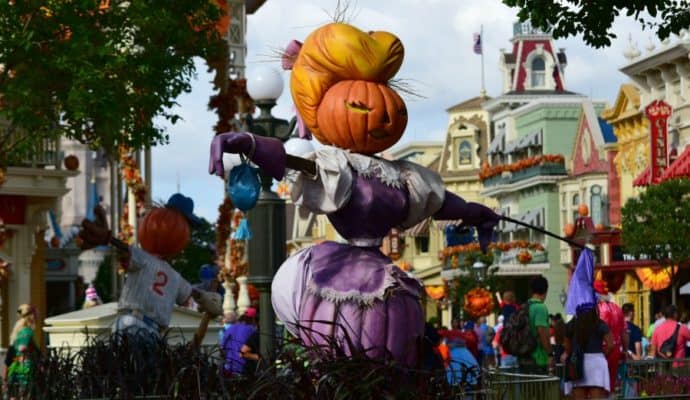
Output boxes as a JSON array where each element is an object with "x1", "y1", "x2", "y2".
[
  {"x1": 0, "y1": 195, "x2": 27, "y2": 225},
  {"x1": 645, "y1": 100, "x2": 672, "y2": 183}
]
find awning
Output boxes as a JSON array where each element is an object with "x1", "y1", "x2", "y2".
[
  {"x1": 505, "y1": 139, "x2": 519, "y2": 154},
  {"x1": 504, "y1": 130, "x2": 543, "y2": 155},
  {"x1": 488, "y1": 132, "x2": 505, "y2": 155},
  {"x1": 434, "y1": 219, "x2": 464, "y2": 230},
  {"x1": 403, "y1": 218, "x2": 430, "y2": 237},
  {"x1": 661, "y1": 145, "x2": 690, "y2": 181},
  {"x1": 633, "y1": 166, "x2": 651, "y2": 187},
  {"x1": 500, "y1": 208, "x2": 544, "y2": 233},
  {"x1": 517, "y1": 130, "x2": 543, "y2": 149}
]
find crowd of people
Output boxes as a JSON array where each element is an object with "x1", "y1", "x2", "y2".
[{"x1": 422, "y1": 274, "x2": 690, "y2": 399}]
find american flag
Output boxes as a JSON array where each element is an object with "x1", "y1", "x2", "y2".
[{"x1": 473, "y1": 32, "x2": 482, "y2": 55}]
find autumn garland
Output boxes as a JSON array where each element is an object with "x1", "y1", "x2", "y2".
[
  {"x1": 216, "y1": 199, "x2": 249, "y2": 283},
  {"x1": 118, "y1": 146, "x2": 147, "y2": 245},
  {"x1": 439, "y1": 240, "x2": 545, "y2": 260},
  {"x1": 479, "y1": 154, "x2": 565, "y2": 181}
]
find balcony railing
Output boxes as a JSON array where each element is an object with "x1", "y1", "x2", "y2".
[
  {"x1": 1, "y1": 122, "x2": 61, "y2": 168},
  {"x1": 483, "y1": 163, "x2": 567, "y2": 187}
]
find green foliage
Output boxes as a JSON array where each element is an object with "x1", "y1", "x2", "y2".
[
  {"x1": 93, "y1": 254, "x2": 113, "y2": 303},
  {"x1": 503, "y1": 0, "x2": 690, "y2": 48},
  {"x1": 621, "y1": 178, "x2": 690, "y2": 267},
  {"x1": 0, "y1": 0, "x2": 225, "y2": 165},
  {"x1": 170, "y1": 217, "x2": 216, "y2": 284}
]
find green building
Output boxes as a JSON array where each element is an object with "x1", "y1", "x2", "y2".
[{"x1": 480, "y1": 22, "x2": 604, "y2": 313}]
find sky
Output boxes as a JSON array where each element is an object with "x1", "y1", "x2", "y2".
[{"x1": 152, "y1": 0, "x2": 660, "y2": 222}]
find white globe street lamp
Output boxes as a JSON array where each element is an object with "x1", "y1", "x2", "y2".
[{"x1": 246, "y1": 66, "x2": 284, "y2": 101}]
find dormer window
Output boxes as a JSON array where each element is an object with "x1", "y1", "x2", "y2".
[
  {"x1": 458, "y1": 140, "x2": 472, "y2": 165},
  {"x1": 531, "y1": 57, "x2": 545, "y2": 87}
]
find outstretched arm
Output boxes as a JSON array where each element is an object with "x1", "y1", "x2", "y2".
[
  {"x1": 208, "y1": 132, "x2": 315, "y2": 178},
  {"x1": 77, "y1": 206, "x2": 131, "y2": 260},
  {"x1": 433, "y1": 191, "x2": 500, "y2": 252}
]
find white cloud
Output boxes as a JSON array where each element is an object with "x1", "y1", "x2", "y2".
[{"x1": 152, "y1": 0, "x2": 656, "y2": 222}]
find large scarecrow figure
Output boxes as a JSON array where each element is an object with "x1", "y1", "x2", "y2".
[
  {"x1": 209, "y1": 23, "x2": 500, "y2": 366},
  {"x1": 78, "y1": 194, "x2": 223, "y2": 338}
]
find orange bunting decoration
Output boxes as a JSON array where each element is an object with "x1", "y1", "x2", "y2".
[
  {"x1": 440, "y1": 240, "x2": 544, "y2": 260},
  {"x1": 425, "y1": 285, "x2": 446, "y2": 300},
  {"x1": 478, "y1": 154, "x2": 564, "y2": 181},
  {"x1": 636, "y1": 266, "x2": 678, "y2": 292},
  {"x1": 464, "y1": 287, "x2": 494, "y2": 318}
]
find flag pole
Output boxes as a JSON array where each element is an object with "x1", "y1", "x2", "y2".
[{"x1": 480, "y1": 24, "x2": 486, "y2": 97}]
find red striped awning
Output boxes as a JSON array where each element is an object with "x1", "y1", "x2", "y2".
[
  {"x1": 661, "y1": 145, "x2": 690, "y2": 181},
  {"x1": 633, "y1": 166, "x2": 652, "y2": 187}
]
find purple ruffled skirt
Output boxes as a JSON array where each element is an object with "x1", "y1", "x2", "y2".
[{"x1": 272, "y1": 241, "x2": 424, "y2": 366}]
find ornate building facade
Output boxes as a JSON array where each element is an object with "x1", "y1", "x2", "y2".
[{"x1": 480, "y1": 22, "x2": 596, "y2": 313}]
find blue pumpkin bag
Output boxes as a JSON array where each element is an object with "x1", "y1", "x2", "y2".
[{"x1": 227, "y1": 154, "x2": 260, "y2": 240}]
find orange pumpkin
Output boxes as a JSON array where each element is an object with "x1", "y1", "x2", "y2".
[
  {"x1": 464, "y1": 287, "x2": 494, "y2": 318},
  {"x1": 578, "y1": 204, "x2": 589, "y2": 217},
  {"x1": 63, "y1": 155, "x2": 79, "y2": 171},
  {"x1": 138, "y1": 207, "x2": 190, "y2": 258},
  {"x1": 595, "y1": 223, "x2": 605, "y2": 231},
  {"x1": 316, "y1": 80, "x2": 407, "y2": 154},
  {"x1": 564, "y1": 223, "x2": 575, "y2": 238}
]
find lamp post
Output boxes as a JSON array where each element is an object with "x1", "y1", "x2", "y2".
[
  {"x1": 472, "y1": 260, "x2": 487, "y2": 282},
  {"x1": 245, "y1": 66, "x2": 291, "y2": 357}
]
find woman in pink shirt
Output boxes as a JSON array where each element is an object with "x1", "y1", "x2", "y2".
[{"x1": 650, "y1": 305, "x2": 690, "y2": 365}]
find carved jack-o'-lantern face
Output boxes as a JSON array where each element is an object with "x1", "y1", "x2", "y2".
[{"x1": 316, "y1": 80, "x2": 407, "y2": 154}]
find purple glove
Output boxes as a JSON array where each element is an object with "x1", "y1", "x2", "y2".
[
  {"x1": 209, "y1": 132, "x2": 287, "y2": 181},
  {"x1": 434, "y1": 191, "x2": 500, "y2": 252}
]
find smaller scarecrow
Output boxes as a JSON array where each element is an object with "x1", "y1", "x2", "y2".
[{"x1": 77, "y1": 193, "x2": 223, "y2": 338}]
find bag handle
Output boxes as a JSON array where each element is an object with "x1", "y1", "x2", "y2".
[{"x1": 240, "y1": 133, "x2": 256, "y2": 164}]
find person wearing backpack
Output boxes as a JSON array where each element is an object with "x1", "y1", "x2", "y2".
[
  {"x1": 650, "y1": 304, "x2": 690, "y2": 367},
  {"x1": 522, "y1": 276, "x2": 553, "y2": 374},
  {"x1": 500, "y1": 276, "x2": 552, "y2": 374}
]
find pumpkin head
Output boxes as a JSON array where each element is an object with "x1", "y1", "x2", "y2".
[
  {"x1": 578, "y1": 204, "x2": 589, "y2": 217},
  {"x1": 316, "y1": 80, "x2": 407, "y2": 154},
  {"x1": 564, "y1": 223, "x2": 575, "y2": 238},
  {"x1": 138, "y1": 207, "x2": 190, "y2": 258},
  {"x1": 290, "y1": 22, "x2": 406, "y2": 153}
]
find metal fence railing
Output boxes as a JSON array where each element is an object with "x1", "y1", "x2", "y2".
[
  {"x1": 617, "y1": 358, "x2": 690, "y2": 399},
  {"x1": 481, "y1": 369, "x2": 561, "y2": 400}
]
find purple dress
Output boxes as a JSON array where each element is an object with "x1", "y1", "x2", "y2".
[{"x1": 272, "y1": 147, "x2": 446, "y2": 367}]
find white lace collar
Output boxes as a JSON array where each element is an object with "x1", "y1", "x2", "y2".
[{"x1": 342, "y1": 150, "x2": 403, "y2": 189}]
